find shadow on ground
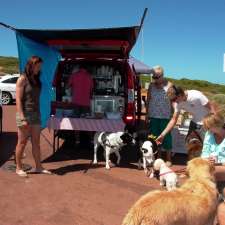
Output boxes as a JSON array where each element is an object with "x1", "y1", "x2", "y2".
[
  {"x1": 42, "y1": 138, "x2": 187, "y2": 176},
  {"x1": 0, "y1": 132, "x2": 17, "y2": 167}
]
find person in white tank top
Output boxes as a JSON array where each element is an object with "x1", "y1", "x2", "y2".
[{"x1": 156, "y1": 85, "x2": 217, "y2": 145}]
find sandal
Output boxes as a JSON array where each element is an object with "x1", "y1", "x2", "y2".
[
  {"x1": 38, "y1": 169, "x2": 52, "y2": 175},
  {"x1": 16, "y1": 169, "x2": 28, "y2": 177}
]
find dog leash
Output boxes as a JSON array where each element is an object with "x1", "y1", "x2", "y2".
[
  {"x1": 159, "y1": 170, "x2": 175, "y2": 176},
  {"x1": 160, "y1": 168, "x2": 186, "y2": 176}
]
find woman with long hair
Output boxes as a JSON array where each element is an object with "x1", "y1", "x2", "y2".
[
  {"x1": 201, "y1": 111, "x2": 225, "y2": 225},
  {"x1": 15, "y1": 56, "x2": 51, "y2": 177}
]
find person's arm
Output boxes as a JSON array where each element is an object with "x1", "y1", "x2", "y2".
[
  {"x1": 198, "y1": 91, "x2": 217, "y2": 114},
  {"x1": 156, "y1": 110, "x2": 180, "y2": 144},
  {"x1": 16, "y1": 75, "x2": 27, "y2": 124},
  {"x1": 204, "y1": 101, "x2": 217, "y2": 114},
  {"x1": 145, "y1": 84, "x2": 151, "y2": 123},
  {"x1": 201, "y1": 132, "x2": 218, "y2": 165}
]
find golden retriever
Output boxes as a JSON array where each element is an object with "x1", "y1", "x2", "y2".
[
  {"x1": 122, "y1": 158, "x2": 218, "y2": 225},
  {"x1": 185, "y1": 131, "x2": 203, "y2": 160}
]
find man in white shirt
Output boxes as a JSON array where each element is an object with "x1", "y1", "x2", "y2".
[{"x1": 156, "y1": 85, "x2": 216, "y2": 144}]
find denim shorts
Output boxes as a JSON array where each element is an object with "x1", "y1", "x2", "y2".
[{"x1": 16, "y1": 111, "x2": 40, "y2": 127}]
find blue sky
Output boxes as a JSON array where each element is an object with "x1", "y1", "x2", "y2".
[{"x1": 0, "y1": 0, "x2": 225, "y2": 84}]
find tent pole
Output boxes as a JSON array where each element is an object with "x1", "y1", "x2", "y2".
[
  {"x1": 0, "y1": 22, "x2": 16, "y2": 31},
  {"x1": 139, "y1": 8, "x2": 148, "y2": 29}
]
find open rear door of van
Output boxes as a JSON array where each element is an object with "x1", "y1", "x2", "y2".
[{"x1": 16, "y1": 26, "x2": 141, "y2": 59}]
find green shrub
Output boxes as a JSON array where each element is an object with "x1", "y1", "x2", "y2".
[{"x1": 0, "y1": 56, "x2": 19, "y2": 74}]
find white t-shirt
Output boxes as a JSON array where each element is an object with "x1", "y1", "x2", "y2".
[{"x1": 176, "y1": 90, "x2": 209, "y2": 124}]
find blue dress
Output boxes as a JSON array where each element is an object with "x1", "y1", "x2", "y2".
[{"x1": 201, "y1": 131, "x2": 225, "y2": 164}]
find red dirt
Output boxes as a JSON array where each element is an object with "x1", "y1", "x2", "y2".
[{"x1": 0, "y1": 105, "x2": 186, "y2": 225}]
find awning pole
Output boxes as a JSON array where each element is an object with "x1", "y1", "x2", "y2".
[
  {"x1": 139, "y1": 8, "x2": 148, "y2": 29},
  {"x1": 0, "y1": 22, "x2": 16, "y2": 31}
]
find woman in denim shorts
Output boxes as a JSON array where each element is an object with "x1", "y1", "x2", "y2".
[{"x1": 15, "y1": 56, "x2": 51, "y2": 177}]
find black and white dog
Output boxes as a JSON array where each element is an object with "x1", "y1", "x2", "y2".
[
  {"x1": 93, "y1": 131, "x2": 135, "y2": 169},
  {"x1": 138, "y1": 137, "x2": 158, "y2": 177},
  {"x1": 134, "y1": 130, "x2": 158, "y2": 177}
]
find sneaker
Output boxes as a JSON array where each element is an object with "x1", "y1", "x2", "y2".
[
  {"x1": 38, "y1": 169, "x2": 52, "y2": 175},
  {"x1": 16, "y1": 169, "x2": 28, "y2": 177},
  {"x1": 28, "y1": 168, "x2": 52, "y2": 175}
]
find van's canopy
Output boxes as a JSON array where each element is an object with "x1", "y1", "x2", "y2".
[
  {"x1": 129, "y1": 57, "x2": 152, "y2": 74},
  {"x1": 16, "y1": 26, "x2": 141, "y2": 58}
]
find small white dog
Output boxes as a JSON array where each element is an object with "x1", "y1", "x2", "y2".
[
  {"x1": 93, "y1": 131, "x2": 135, "y2": 169},
  {"x1": 138, "y1": 139, "x2": 158, "y2": 178},
  {"x1": 153, "y1": 158, "x2": 178, "y2": 191}
]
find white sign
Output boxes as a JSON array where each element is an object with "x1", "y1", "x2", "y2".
[{"x1": 224, "y1": 53, "x2": 225, "y2": 72}]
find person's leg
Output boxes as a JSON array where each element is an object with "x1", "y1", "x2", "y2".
[
  {"x1": 159, "y1": 119, "x2": 172, "y2": 164},
  {"x1": 149, "y1": 118, "x2": 162, "y2": 158},
  {"x1": 217, "y1": 202, "x2": 225, "y2": 225},
  {"x1": 80, "y1": 106, "x2": 92, "y2": 147},
  {"x1": 15, "y1": 126, "x2": 30, "y2": 171},
  {"x1": 215, "y1": 166, "x2": 225, "y2": 182},
  {"x1": 30, "y1": 124, "x2": 42, "y2": 170}
]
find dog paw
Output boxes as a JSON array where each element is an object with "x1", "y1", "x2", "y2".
[
  {"x1": 138, "y1": 164, "x2": 142, "y2": 170},
  {"x1": 93, "y1": 160, "x2": 98, "y2": 164},
  {"x1": 106, "y1": 165, "x2": 111, "y2": 170},
  {"x1": 149, "y1": 172, "x2": 154, "y2": 178}
]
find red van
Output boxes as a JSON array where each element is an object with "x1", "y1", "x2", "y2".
[
  {"x1": 18, "y1": 26, "x2": 145, "y2": 126},
  {"x1": 3, "y1": 9, "x2": 149, "y2": 139}
]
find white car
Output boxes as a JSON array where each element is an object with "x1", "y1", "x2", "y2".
[{"x1": 0, "y1": 74, "x2": 19, "y2": 105}]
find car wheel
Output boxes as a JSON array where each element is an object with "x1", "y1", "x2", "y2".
[{"x1": 1, "y1": 92, "x2": 12, "y2": 105}]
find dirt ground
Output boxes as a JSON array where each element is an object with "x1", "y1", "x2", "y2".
[{"x1": 0, "y1": 105, "x2": 186, "y2": 225}]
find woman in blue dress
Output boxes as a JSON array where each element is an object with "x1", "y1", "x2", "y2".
[{"x1": 201, "y1": 111, "x2": 225, "y2": 225}]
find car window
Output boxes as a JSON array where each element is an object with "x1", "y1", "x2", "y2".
[{"x1": 1, "y1": 77, "x2": 18, "y2": 84}]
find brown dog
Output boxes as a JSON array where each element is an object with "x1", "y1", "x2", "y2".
[
  {"x1": 185, "y1": 131, "x2": 203, "y2": 160},
  {"x1": 122, "y1": 158, "x2": 218, "y2": 225}
]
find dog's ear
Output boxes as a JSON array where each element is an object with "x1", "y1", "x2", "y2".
[
  {"x1": 120, "y1": 133, "x2": 133, "y2": 143},
  {"x1": 120, "y1": 133, "x2": 126, "y2": 142}
]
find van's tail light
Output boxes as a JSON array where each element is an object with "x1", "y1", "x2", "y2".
[{"x1": 125, "y1": 115, "x2": 134, "y2": 121}]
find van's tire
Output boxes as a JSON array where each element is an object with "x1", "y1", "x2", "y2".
[{"x1": 1, "y1": 92, "x2": 12, "y2": 105}]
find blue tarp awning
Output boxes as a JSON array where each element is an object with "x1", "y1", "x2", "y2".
[{"x1": 16, "y1": 32, "x2": 61, "y2": 128}]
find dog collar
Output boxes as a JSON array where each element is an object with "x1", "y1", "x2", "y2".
[{"x1": 187, "y1": 138, "x2": 202, "y2": 144}]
